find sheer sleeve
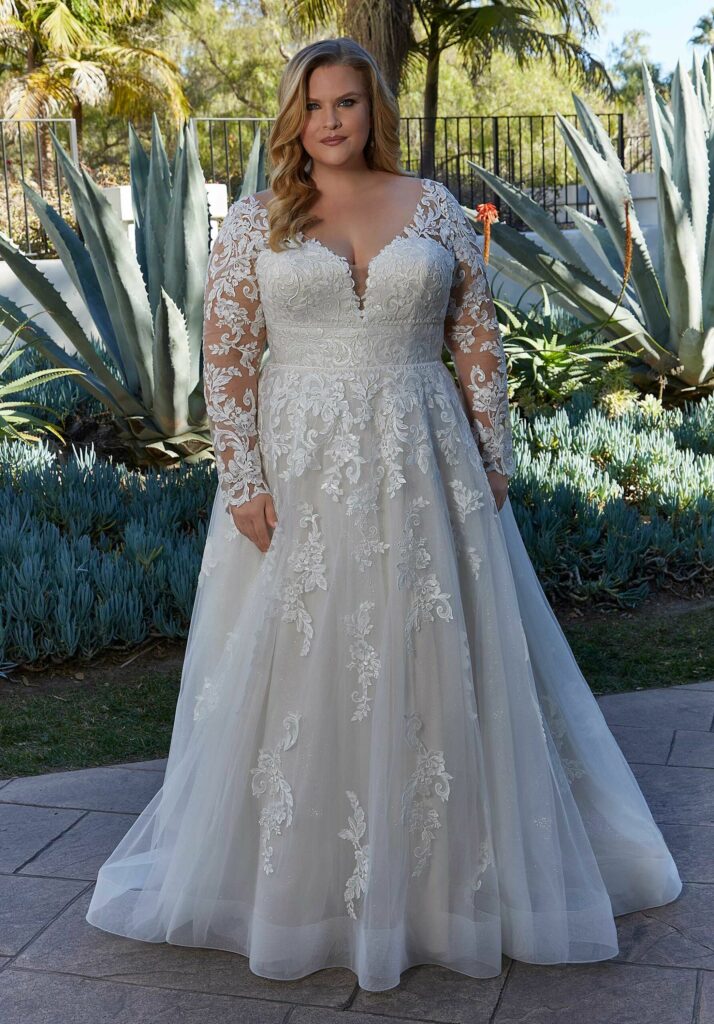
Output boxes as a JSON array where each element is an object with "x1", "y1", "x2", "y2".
[
  {"x1": 202, "y1": 196, "x2": 271, "y2": 511},
  {"x1": 439, "y1": 185, "x2": 516, "y2": 479}
]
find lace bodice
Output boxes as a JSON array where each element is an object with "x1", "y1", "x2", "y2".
[{"x1": 202, "y1": 177, "x2": 515, "y2": 511}]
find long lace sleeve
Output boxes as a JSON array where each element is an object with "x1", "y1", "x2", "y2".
[
  {"x1": 439, "y1": 186, "x2": 516, "y2": 479},
  {"x1": 202, "y1": 197, "x2": 271, "y2": 511}
]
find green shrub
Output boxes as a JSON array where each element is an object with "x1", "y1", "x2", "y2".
[{"x1": 2, "y1": 356, "x2": 714, "y2": 669}]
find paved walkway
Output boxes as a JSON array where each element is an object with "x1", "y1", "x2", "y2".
[{"x1": 0, "y1": 680, "x2": 712, "y2": 1024}]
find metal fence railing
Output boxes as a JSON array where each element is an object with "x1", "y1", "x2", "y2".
[
  {"x1": 190, "y1": 112, "x2": 650, "y2": 230},
  {"x1": 0, "y1": 118, "x2": 79, "y2": 257},
  {"x1": 0, "y1": 112, "x2": 653, "y2": 256}
]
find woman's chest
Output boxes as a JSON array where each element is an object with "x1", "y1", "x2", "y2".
[{"x1": 256, "y1": 234, "x2": 455, "y2": 326}]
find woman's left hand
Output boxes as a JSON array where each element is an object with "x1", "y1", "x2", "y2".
[{"x1": 486, "y1": 469, "x2": 509, "y2": 511}]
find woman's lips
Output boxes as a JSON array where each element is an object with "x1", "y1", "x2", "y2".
[{"x1": 322, "y1": 137, "x2": 346, "y2": 145}]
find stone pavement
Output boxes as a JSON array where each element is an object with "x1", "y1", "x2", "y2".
[{"x1": 0, "y1": 680, "x2": 712, "y2": 1024}]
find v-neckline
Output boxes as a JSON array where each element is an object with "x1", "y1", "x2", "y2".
[{"x1": 256, "y1": 178, "x2": 429, "y2": 320}]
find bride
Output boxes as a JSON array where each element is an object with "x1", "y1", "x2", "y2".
[{"x1": 85, "y1": 36, "x2": 682, "y2": 992}]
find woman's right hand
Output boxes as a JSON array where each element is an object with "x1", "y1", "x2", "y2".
[{"x1": 230, "y1": 492, "x2": 278, "y2": 553}]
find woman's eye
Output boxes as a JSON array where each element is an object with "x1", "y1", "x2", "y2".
[{"x1": 307, "y1": 99, "x2": 355, "y2": 110}]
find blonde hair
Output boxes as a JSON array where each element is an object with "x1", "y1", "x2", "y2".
[{"x1": 264, "y1": 37, "x2": 413, "y2": 251}]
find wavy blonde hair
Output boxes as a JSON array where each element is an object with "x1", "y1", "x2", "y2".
[{"x1": 264, "y1": 37, "x2": 413, "y2": 252}]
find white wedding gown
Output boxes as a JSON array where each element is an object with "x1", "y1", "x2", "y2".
[{"x1": 85, "y1": 176, "x2": 682, "y2": 991}]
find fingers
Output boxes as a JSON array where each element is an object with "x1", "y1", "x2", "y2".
[
  {"x1": 230, "y1": 493, "x2": 278, "y2": 554},
  {"x1": 253, "y1": 505, "x2": 272, "y2": 553},
  {"x1": 265, "y1": 496, "x2": 278, "y2": 529}
]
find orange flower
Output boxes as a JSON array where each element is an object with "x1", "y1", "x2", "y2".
[
  {"x1": 474, "y1": 202, "x2": 499, "y2": 264},
  {"x1": 475, "y1": 202, "x2": 499, "y2": 224}
]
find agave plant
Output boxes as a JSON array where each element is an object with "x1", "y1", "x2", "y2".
[
  {"x1": 0, "y1": 116, "x2": 267, "y2": 464},
  {"x1": 466, "y1": 54, "x2": 714, "y2": 394}
]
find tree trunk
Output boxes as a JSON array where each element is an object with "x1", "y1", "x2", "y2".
[
  {"x1": 421, "y1": 25, "x2": 440, "y2": 178},
  {"x1": 343, "y1": 0, "x2": 414, "y2": 101}
]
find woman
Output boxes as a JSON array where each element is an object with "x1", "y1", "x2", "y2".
[{"x1": 85, "y1": 37, "x2": 682, "y2": 992}]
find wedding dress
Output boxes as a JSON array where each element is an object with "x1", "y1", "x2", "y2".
[{"x1": 85, "y1": 176, "x2": 682, "y2": 991}]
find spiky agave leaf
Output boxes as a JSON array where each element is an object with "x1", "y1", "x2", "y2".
[
  {"x1": 556, "y1": 111, "x2": 670, "y2": 343},
  {"x1": 48, "y1": 128, "x2": 155, "y2": 404}
]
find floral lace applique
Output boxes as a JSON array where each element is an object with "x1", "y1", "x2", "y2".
[
  {"x1": 250, "y1": 712, "x2": 301, "y2": 874},
  {"x1": 448, "y1": 479, "x2": 485, "y2": 523},
  {"x1": 202, "y1": 197, "x2": 271, "y2": 511},
  {"x1": 259, "y1": 366, "x2": 460, "y2": 502},
  {"x1": 472, "y1": 838, "x2": 492, "y2": 892},
  {"x1": 464, "y1": 547, "x2": 482, "y2": 578},
  {"x1": 396, "y1": 497, "x2": 453, "y2": 653},
  {"x1": 401, "y1": 712, "x2": 454, "y2": 876},
  {"x1": 338, "y1": 790, "x2": 370, "y2": 918},
  {"x1": 197, "y1": 535, "x2": 220, "y2": 585},
  {"x1": 193, "y1": 675, "x2": 220, "y2": 721},
  {"x1": 345, "y1": 466, "x2": 390, "y2": 572},
  {"x1": 444, "y1": 478, "x2": 485, "y2": 579},
  {"x1": 344, "y1": 600, "x2": 381, "y2": 722},
  {"x1": 539, "y1": 692, "x2": 587, "y2": 784},
  {"x1": 437, "y1": 184, "x2": 516, "y2": 479},
  {"x1": 276, "y1": 501, "x2": 328, "y2": 656}
]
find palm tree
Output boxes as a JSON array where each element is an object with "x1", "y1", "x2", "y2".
[
  {"x1": 690, "y1": 9, "x2": 714, "y2": 49},
  {"x1": 412, "y1": 0, "x2": 611, "y2": 174},
  {"x1": 291, "y1": 0, "x2": 610, "y2": 175},
  {"x1": 289, "y1": 0, "x2": 417, "y2": 100},
  {"x1": 0, "y1": 0, "x2": 199, "y2": 148}
]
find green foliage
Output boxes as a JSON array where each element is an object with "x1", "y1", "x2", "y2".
[
  {"x1": 607, "y1": 30, "x2": 670, "y2": 106},
  {"x1": 469, "y1": 54, "x2": 714, "y2": 393},
  {"x1": 0, "y1": 0, "x2": 197, "y2": 135},
  {"x1": 0, "y1": 327, "x2": 85, "y2": 444},
  {"x1": 509, "y1": 390, "x2": 714, "y2": 606},
  {"x1": 2, "y1": 377, "x2": 714, "y2": 668},
  {"x1": 0, "y1": 113, "x2": 253, "y2": 465},
  {"x1": 495, "y1": 288, "x2": 635, "y2": 412},
  {"x1": 0, "y1": 437, "x2": 213, "y2": 672}
]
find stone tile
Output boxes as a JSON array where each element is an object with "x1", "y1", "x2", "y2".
[
  {"x1": 15, "y1": 889, "x2": 356, "y2": 1007},
  {"x1": 350, "y1": 961, "x2": 508, "y2": 1021},
  {"x1": 0, "y1": 767, "x2": 162, "y2": 814},
  {"x1": 629, "y1": 764, "x2": 714, "y2": 825},
  {"x1": 0, "y1": 875, "x2": 87, "y2": 955},
  {"x1": 609, "y1": 725, "x2": 674, "y2": 765},
  {"x1": 596, "y1": 688, "x2": 714, "y2": 732},
  {"x1": 700, "y1": 970, "x2": 714, "y2": 1024},
  {"x1": 108, "y1": 758, "x2": 168, "y2": 772},
  {"x1": 614, "y1": 882, "x2": 714, "y2": 970},
  {"x1": 18, "y1": 811, "x2": 137, "y2": 880},
  {"x1": 659, "y1": 824, "x2": 714, "y2": 883},
  {"x1": 293, "y1": 1010, "x2": 417, "y2": 1023},
  {"x1": 0, "y1": 969, "x2": 287, "y2": 1024},
  {"x1": 669, "y1": 731, "x2": 714, "y2": 768},
  {"x1": 493, "y1": 961, "x2": 696, "y2": 1023},
  {"x1": 0, "y1": 803, "x2": 84, "y2": 872}
]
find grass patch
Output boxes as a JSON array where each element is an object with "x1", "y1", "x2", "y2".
[
  {"x1": 0, "y1": 673, "x2": 180, "y2": 778},
  {"x1": 1, "y1": 601, "x2": 712, "y2": 778},
  {"x1": 562, "y1": 602, "x2": 714, "y2": 695}
]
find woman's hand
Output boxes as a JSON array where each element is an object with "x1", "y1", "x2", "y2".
[
  {"x1": 486, "y1": 469, "x2": 509, "y2": 512},
  {"x1": 230, "y1": 492, "x2": 278, "y2": 553}
]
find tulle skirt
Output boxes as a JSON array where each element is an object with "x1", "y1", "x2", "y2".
[{"x1": 85, "y1": 358, "x2": 682, "y2": 991}]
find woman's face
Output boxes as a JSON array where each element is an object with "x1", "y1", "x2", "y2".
[{"x1": 299, "y1": 63, "x2": 371, "y2": 171}]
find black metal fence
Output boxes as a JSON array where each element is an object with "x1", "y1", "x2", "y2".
[
  {"x1": 191, "y1": 112, "x2": 650, "y2": 230},
  {"x1": 0, "y1": 112, "x2": 653, "y2": 256},
  {"x1": 0, "y1": 118, "x2": 80, "y2": 257}
]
